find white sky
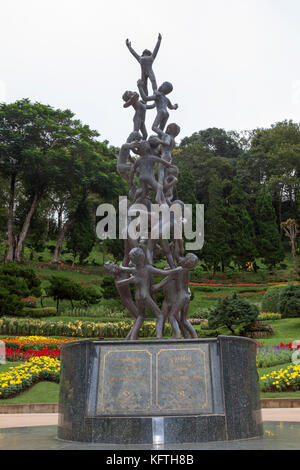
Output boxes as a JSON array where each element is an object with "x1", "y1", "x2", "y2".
[{"x1": 1, "y1": 0, "x2": 300, "y2": 147}]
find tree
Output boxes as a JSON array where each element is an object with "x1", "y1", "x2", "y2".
[
  {"x1": 45, "y1": 275, "x2": 83, "y2": 312},
  {"x1": 0, "y1": 264, "x2": 42, "y2": 316},
  {"x1": 278, "y1": 284, "x2": 300, "y2": 318},
  {"x1": 254, "y1": 185, "x2": 284, "y2": 271},
  {"x1": 208, "y1": 294, "x2": 259, "y2": 335},
  {"x1": 226, "y1": 179, "x2": 257, "y2": 274},
  {"x1": 201, "y1": 172, "x2": 230, "y2": 278},
  {"x1": 66, "y1": 201, "x2": 96, "y2": 265},
  {"x1": 180, "y1": 128, "x2": 243, "y2": 161},
  {"x1": 246, "y1": 121, "x2": 300, "y2": 227},
  {"x1": 50, "y1": 140, "x2": 125, "y2": 264},
  {"x1": 0, "y1": 99, "x2": 99, "y2": 263},
  {"x1": 281, "y1": 219, "x2": 299, "y2": 273}
]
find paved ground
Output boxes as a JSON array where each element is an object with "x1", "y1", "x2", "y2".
[
  {"x1": 1, "y1": 409, "x2": 300, "y2": 429},
  {"x1": 0, "y1": 422, "x2": 300, "y2": 450}
]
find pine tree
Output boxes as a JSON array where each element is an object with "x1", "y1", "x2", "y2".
[
  {"x1": 66, "y1": 202, "x2": 96, "y2": 265},
  {"x1": 255, "y1": 185, "x2": 284, "y2": 270},
  {"x1": 202, "y1": 172, "x2": 230, "y2": 278},
  {"x1": 227, "y1": 179, "x2": 257, "y2": 274}
]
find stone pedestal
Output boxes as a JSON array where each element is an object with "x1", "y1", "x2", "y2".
[{"x1": 57, "y1": 336, "x2": 262, "y2": 444}]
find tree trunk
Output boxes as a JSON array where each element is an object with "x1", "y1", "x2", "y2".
[
  {"x1": 291, "y1": 239, "x2": 299, "y2": 273},
  {"x1": 14, "y1": 192, "x2": 41, "y2": 263},
  {"x1": 5, "y1": 175, "x2": 16, "y2": 263},
  {"x1": 51, "y1": 219, "x2": 72, "y2": 264}
]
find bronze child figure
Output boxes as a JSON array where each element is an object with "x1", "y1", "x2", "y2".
[
  {"x1": 137, "y1": 79, "x2": 178, "y2": 136},
  {"x1": 122, "y1": 90, "x2": 155, "y2": 140},
  {"x1": 126, "y1": 33, "x2": 162, "y2": 96},
  {"x1": 116, "y1": 247, "x2": 182, "y2": 339}
]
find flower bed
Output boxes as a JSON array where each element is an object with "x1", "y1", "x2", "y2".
[
  {"x1": 275, "y1": 342, "x2": 300, "y2": 350},
  {"x1": 247, "y1": 321, "x2": 274, "y2": 339},
  {"x1": 0, "y1": 356, "x2": 60, "y2": 399},
  {"x1": 0, "y1": 318, "x2": 172, "y2": 338},
  {"x1": 1, "y1": 336, "x2": 74, "y2": 350},
  {"x1": 260, "y1": 364, "x2": 300, "y2": 392},
  {"x1": 257, "y1": 312, "x2": 281, "y2": 321},
  {"x1": 1, "y1": 336, "x2": 76, "y2": 351},
  {"x1": 5, "y1": 347, "x2": 61, "y2": 361},
  {"x1": 1, "y1": 336, "x2": 77, "y2": 361}
]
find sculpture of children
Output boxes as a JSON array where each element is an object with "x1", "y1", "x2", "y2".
[
  {"x1": 137, "y1": 80, "x2": 178, "y2": 136},
  {"x1": 151, "y1": 123, "x2": 180, "y2": 204},
  {"x1": 126, "y1": 33, "x2": 162, "y2": 96},
  {"x1": 129, "y1": 138, "x2": 176, "y2": 204},
  {"x1": 115, "y1": 247, "x2": 182, "y2": 339},
  {"x1": 122, "y1": 90, "x2": 156, "y2": 140},
  {"x1": 152, "y1": 252, "x2": 199, "y2": 339}
]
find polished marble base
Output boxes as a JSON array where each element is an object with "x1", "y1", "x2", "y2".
[{"x1": 58, "y1": 336, "x2": 262, "y2": 444}]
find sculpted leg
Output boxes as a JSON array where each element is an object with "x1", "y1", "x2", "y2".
[
  {"x1": 146, "y1": 296, "x2": 164, "y2": 339},
  {"x1": 168, "y1": 300, "x2": 183, "y2": 339},
  {"x1": 179, "y1": 301, "x2": 198, "y2": 339},
  {"x1": 129, "y1": 299, "x2": 146, "y2": 340}
]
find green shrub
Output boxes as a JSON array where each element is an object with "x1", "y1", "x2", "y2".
[
  {"x1": 0, "y1": 264, "x2": 42, "y2": 317},
  {"x1": 278, "y1": 284, "x2": 300, "y2": 318},
  {"x1": 190, "y1": 265, "x2": 202, "y2": 280},
  {"x1": 208, "y1": 294, "x2": 259, "y2": 335},
  {"x1": 100, "y1": 276, "x2": 119, "y2": 299},
  {"x1": 0, "y1": 264, "x2": 41, "y2": 297},
  {"x1": 80, "y1": 285, "x2": 102, "y2": 306},
  {"x1": 0, "y1": 288, "x2": 24, "y2": 316},
  {"x1": 261, "y1": 285, "x2": 287, "y2": 312}
]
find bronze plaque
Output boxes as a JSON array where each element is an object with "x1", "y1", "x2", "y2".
[
  {"x1": 155, "y1": 346, "x2": 212, "y2": 413},
  {"x1": 97, "y1": 349, "x2": 152, "y2": 414}
]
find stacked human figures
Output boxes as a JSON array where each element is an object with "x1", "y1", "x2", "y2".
[{"x1": 105, "y1": 34, "x2": 199, "y2": 341}]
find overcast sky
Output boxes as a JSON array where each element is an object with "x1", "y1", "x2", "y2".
[{"x1": 1, "y1": 0, "x2": 300, "y2": 146}]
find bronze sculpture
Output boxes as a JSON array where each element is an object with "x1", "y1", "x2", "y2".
[{"x1": 109, "y1": 34, "x2": 199, "y2": 340}]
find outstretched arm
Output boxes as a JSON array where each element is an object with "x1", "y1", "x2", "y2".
[
  {"x1": 152, "y1": 33, "x2": 162, "y2": 60},
  {"x1": 116, "y1": 276, "x2": 135, "y2": 286},
  {"x1": 126, "y1": 39, "x2": 141, "y2": 63},
  {"x1": 148, "y1": 155, "x2": 176, "y2": 168},
  {"x1": 150, "y1": 265, "x2": 182, "y2": 277},
  {"x1": 167, "y1": 99, "x2": 178, "y2": 110},
  {"x1": 119, "y1": 265, "x2": 135, "y2": 273},
  {"x1": 146, "y1": 103, "x2": 156, "y2": 110}
]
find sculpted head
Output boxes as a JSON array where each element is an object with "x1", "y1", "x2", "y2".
[
  {"x1": 127, "y1": 131, "x2": 142, "y2": 143},
  {"x1": 166, "y1": 123, "x2": 180, "y2": 138},
  {"x1": 158, "y1": 81, "x2": 173, "y2": 95},
  {"x1": 179, "y1": 253, "x2": 199, "y2": 270},
  {"x1": 142, "y1": 49, "x2": 152, "y2": 57},
  {"x1": 129, "y1": 247, "x2": 145, "y2": 266}
]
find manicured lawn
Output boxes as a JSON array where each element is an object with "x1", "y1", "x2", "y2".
[
  {"x1": 257, "y1": 318, "x2": 300, "y2": 347},
  {"x1": 261, "y1": 391, "x2": 300, "y2": 398},
  {"x1": 0, "y1": 381, "x2": 59, "y2": 404}
]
